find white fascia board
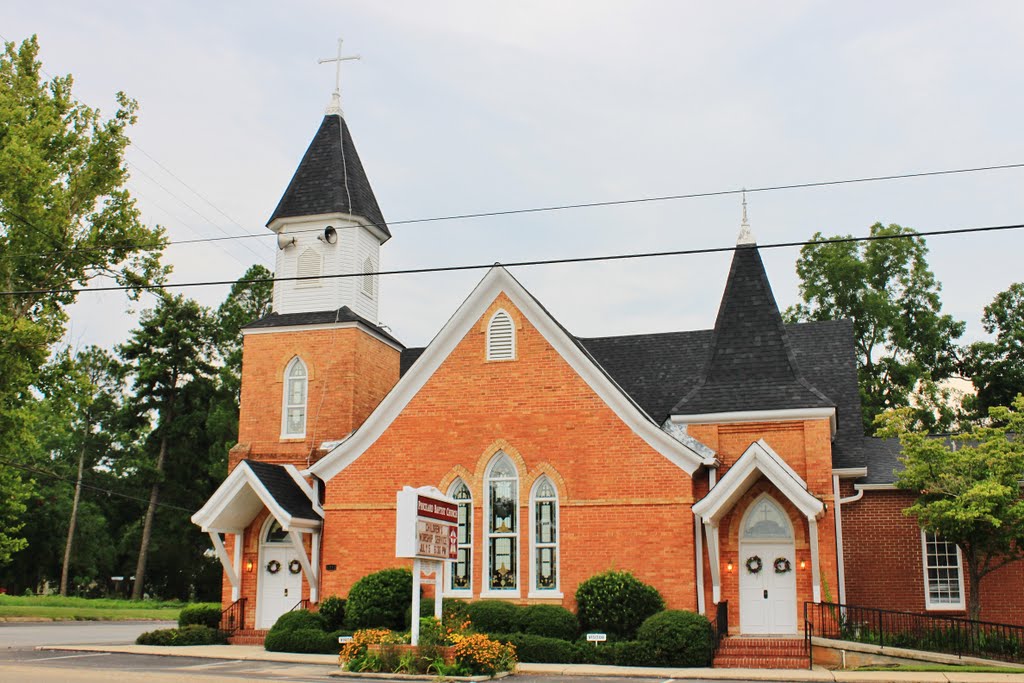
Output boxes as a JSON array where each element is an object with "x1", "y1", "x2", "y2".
[
  {"x1": 268, "y1": 211, "x2": 391, "y2": 244},
  {"x1": 853, "y1": 483, "x2": 899, "y2": 491},
  {"x1": 284, "y1": 464, "x2": 324, "y2": 518},
  {"x1": 242, "y1": 321, "x2": 403, "y2": 352},
  {"x1": 671, "y1": 407, "x2": 837, "y2": 438},
  {"x1": 192, "y1": 462, "x2": 295, "y2": 532},
  {"x1": 310, "y1": 267, "x2": 706, "y2": 482},
  {"x1": 832, "y1": 467, "x2": 869, "y2": 478},
  {"x1": 692, "y1": 439, "x2": 824, "y2": 522}
]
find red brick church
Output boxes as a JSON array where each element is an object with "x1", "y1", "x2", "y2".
[{"x1": 192, "y1": 91, "x2": 1023, "y2": 645}]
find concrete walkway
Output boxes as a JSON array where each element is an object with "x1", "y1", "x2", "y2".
[{"x1": 37, "y1": 643, "x2": 1024, "y2": 682}]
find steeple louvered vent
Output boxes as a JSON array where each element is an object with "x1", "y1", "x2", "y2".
[
  {"x1": 296, "y1": 247, "x2": 322, "y2": 287},
  {"x1": 487, "y1": 310, "x2": 515, "y2": 361}
]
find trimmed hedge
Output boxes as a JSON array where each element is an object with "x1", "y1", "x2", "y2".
[
  {"x1": 318, "y1": 595, "x2": 346, "y2": 631},
  {"x1": 269, "y1": 609, "x2": 326, "y2": 634},
  {"x1": 465, "y1": 600, "x2": 523, "y2": 635},
  {"x1": 345, "y1": 567, "x2": 413, "y2": 630},
  {"x1": 519, "y1": 604, "x2": 578, "y2": 641},
  {"x1": 264, "y1": 627, "x2": 343, "y2": 654},
  {"x1": 136, "y1": 625, "x2": 227, "y2": 646},
  {"x1": 178, "y1": 603, "x2": 221, "y2": 629},
  {"x1": 575, "y1": 570, "x2": 664, "y2": 640},
  {"x1": 636, "y1": 609, "x2": 713, "y2": 667},
  {"x1": 573, "y1": 640, "x2": 655, "y2": 666},
  {"x1": 494, "y1": 633, "x2": 575, "y2": 663}
]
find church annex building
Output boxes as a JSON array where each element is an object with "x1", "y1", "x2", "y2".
[{"x1": 192, "y1": 91, "x2": 1024, "y2": 647}]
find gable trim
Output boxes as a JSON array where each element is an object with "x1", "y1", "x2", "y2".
[
  {"x1": 192, "y1": 461, "x2": 321, "y2": 533},
  {"x1": 692, "y1": 439, "x2": 824, "y2": 522},
  {"x1": 309, "y1": 267, "x2": 708, "y2": 482},
  {"x1": 671, "y1": 407, "x2": 837, "y2": 438}
]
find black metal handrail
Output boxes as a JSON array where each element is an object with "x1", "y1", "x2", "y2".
[
  {"x1": 804, "y1": 601, "x2": 1024, "y2": 664},
  {"x1": 290, "y1": 598, "x2": 311, "y2": 612},
  {"x1": 708, "y1": 600, "x2": 729, "y2": 664},
  {"x1": 219, "y1": 597, "x2": 246, "y2": 633}
]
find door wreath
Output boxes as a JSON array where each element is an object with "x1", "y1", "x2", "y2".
[
  {"x1": 288, "y1": 559, "x2": 302, "y2": 574},
  {"x1": 744, "y1": 555, "x2": 763, "y2": 574},
  {"x1": 773, "y1": 557, "x2": 792, "y2": 574},
  {"x1": 266, "y1": 559, "x2": 281, "y2": 574}
]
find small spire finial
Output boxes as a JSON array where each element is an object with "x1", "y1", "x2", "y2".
[
  {"x1": 737, "y1": 189, "x2": 756, "y2": 245},
  {"x1": 318, "y1": 37, "x2": 361, "y2": 116}
]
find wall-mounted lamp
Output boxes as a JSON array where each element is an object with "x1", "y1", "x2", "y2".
[
  {"x1": 726, "y1": 561, "x2": 733, "y2": 572},
  {"x1": 245, "y1": 560, "x2": 254, "y2": 573},
  {"x1": 800, "y1": 560, "x2": 806, "y2": 570}
]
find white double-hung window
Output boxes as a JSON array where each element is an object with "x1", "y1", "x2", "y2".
[{"x1": 921, "y1": 531, "x2": 965, "y2": 610}]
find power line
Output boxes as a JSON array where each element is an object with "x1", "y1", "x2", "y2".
[
  {"x1": 2, "y1": 221, "x2": 1020, "y2": 297},
  {"x1": 6, "y1": 160, "x2": 1024, "y2": 261},
  {"x1": 0, "y1": 458, "x2": 195, "y2": 513}
]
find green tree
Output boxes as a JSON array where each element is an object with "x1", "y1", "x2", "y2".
[
  {"x1": 0, "y1": 35, "x2": 166, "y2": 562},
  {"x1": 877, "y1": 398, "x2": 1024, "y2": 620},
  {"x1": 118, "y1": 294, "x2": 214, "y2": 599},
  {"x1": 963, "y1": 283, "x2": 1024, "y2": 417},
  {"x1": 785, "y1": 223, "x2": 965, "y2": 431}
]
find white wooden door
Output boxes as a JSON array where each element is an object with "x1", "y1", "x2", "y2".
[
  {"x1": 739, "y1": 541, "x2": 797, "y2": 634},
  {"x1": 257, "y1": 546, "x2": 303, "y2": 629}
]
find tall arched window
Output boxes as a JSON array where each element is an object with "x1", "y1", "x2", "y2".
[
  {"x1": 282, "y1": 357, "x2": 308, "y2": 437},
  {"x1": 486, "y1": 309, "x2": 515, "y2": 361},
  {"x1": 530, "y1": 476, "x2": 559, "y2": 595},
  {"x1": 447, "y1": 479, "x2": 472, "y2": 594},
  {"x1": 485, "y1": 453, "x2": 518, "y2": 593}
]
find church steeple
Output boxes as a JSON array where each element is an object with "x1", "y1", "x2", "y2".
[{"x1": 266, "y1": 40, "x2": 389, "y2": 322}]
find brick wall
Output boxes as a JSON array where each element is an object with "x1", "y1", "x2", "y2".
[{"x1": 841, "y1": 485, "x2": 1024, "y2": 625}]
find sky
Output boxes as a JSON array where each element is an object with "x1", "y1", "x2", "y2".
[{"x1": 5, "y1": 2, "x2": 1024, "y2": 352}]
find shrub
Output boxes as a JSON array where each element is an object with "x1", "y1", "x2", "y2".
[
  {"x1": 442, "y1": 598, "x2": 471, "y2": 626},
  {"x1": 636, "y1": 609, "x2": 713, "y2": 667},
  {"x1": 264, "y1": 627, "x2": 339, "y2": 654},
  {"x1": 269, "y1": 609, "x2": 327, "y2": 634},
  {"x1": 178, "y1": 603, "x2": 222, "y2": 629},
  {"x1": 340, "y1": 628, "x2": 407, "y2": 672},
  {"x1": 136, "y1": 625, "x2": 227, "y2": 646},
  {"x1": 519, "y1": 604, "x2": 578, "y2": 641},
  {"x1": 575, "y1": 570, "x2": 664, "y2": 639},
  {"x1": 573, "y1": 640, "x2": 656, "y2": 666},
  {"x1": 497, "y1": 633, "x2": 574, "y2": 663},
  {"x1": 344, "y1": 567, "x2": 413, "y2": 630},
  {"x1": 465, "y1": 600, "x2": 523, "y2": 635},
  {"x1": 318, "y1": 595, "x2": 346, "y2": 631},
  {"x1": 451, "y1": 632, "x2": 517, "y2": 675}
]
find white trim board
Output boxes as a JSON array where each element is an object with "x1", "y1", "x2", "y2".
[
  {"x1": 309, "y1": 266, "x2": 707, "y2": 482},
  {"x1": 192, "y1": 461, "x2": 322, "y2": 533},
  {"x1": 243, "y1": 321, "x2": 403, "y2": 352},
  {"x1": 671, "y1": 407, "x2": 837, "y2": 439}
]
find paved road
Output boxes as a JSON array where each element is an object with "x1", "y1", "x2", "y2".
[{"x1": 0, "y1": 620, "x2": 175, "y2": 648}]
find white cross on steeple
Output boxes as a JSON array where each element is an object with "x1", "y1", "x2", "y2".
[{"x1": 318, "y1": 38, "x2": 361, "y2": 116}]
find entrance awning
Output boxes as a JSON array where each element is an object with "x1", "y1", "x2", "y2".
[{"x1": 192, "y1": 460, "x2": 323, "y2": 601}]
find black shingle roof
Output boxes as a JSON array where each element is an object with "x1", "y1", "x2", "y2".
[
  {"x1": 267, "y1": 114, "x2": 390, "y2": 239},
  {"x1": 671, "y1": 245, "x2": 833, "y2": 415},
  {"x1": 244, "y1": 460, "x2": 319, "y2": 520},
  {"x1": 242, "y1": 306, "x2": 403, "y2": 347}
]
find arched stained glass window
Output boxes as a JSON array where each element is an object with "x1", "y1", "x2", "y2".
[
  {"x1": 282, "y1": 357, "x2": 308, "y2": 437},
  {"x1": 486, "y1": 453, "x2": 518, "y2": 591},
  {"x1": 741, "y1": 497, "x2": 792, "y2": 540},
  {"x1": 532, "y1": 476, "x2": 558, "y2": 591},
  {"x1": 448, "y1": 479, "x2": 472, "y2": 592}
]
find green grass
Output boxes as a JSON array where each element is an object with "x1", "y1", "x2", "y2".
[
  {"x1": 0, "y1": 595, "x2": 217, "y2": 621},
  {"x1": 856, "y1": 664, "x2": 1024, "y2": 673}
]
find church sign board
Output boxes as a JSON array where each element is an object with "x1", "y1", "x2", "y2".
[{"x1": 396, "y1": 486, "x2": 459, "y2": 561}]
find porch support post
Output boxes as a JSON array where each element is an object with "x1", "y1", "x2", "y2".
[
  {"x1": 288, "y1": 529, "x2": 319, "y2": 601},
  {"x1": 694, "y1": 512, "x2": 706, "y2": 614},
  {"x1": 232, "y1": 531, "x2": 243, "y2": 602},
  {"x1": 704, "y1": 519, "x2": 721, "y2": 604},
  {"x1": 209, "y1": 531, "x2": 239, "y2": 598},
  {"x1": 808, "y1": 516, "x2": 821, "y2": 603},
  {"x1": 311, "y1": 530, "x2": 321, "y2": 604}
]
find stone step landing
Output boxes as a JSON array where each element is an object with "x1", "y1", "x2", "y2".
[
  {"x1": 713, "y1": 637, "x2": 810, "y2": 669},
  {"x1": 227, "y1": 628, "x2": 268, "y2": 646}
]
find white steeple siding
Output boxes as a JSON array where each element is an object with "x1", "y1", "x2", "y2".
[{"x1": 271, "y1": 213, "x2": 382, "y2": 322}]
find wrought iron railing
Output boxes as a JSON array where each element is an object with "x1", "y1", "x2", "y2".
[
  {"x1": 290, "y1": 598, "x2": 311, "y2": 613},
  {"x1": 219, "y1": 597, "x2": 246, "y2": 633},
  {"x1": 804, "y1": 601, "x2": 1024, "y2": 666},
  {"x1": 708, "y1": 600, "x2": 729, "y2": 664}
]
